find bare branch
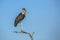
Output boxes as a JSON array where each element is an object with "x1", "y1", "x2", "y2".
[{"x1": 13, "y1": 31, "x2": 34, "y2": 40}]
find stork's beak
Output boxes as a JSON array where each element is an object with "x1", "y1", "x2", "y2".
[{"x1": 25, "y1": 9, "x2": 28, "y2": 13}]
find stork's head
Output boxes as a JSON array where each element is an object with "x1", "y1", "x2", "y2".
[{"x1": 22, "y1": 8, "x2": 27, "y2": 14}]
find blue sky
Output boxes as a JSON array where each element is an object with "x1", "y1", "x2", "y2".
[{"x1": 0, "y1": 0, "x2": 60, "y2": 40}]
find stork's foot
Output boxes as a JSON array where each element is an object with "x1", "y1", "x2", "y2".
[
  {"x1": 21, "y1": 30, "x2": 25, "y2": 32},
  {"x1": 13, "y1": 30, "x2": 25, "y2": 33}
]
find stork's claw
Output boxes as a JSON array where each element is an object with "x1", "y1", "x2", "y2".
[{"x1": 21, "y1": 30, "x2": 26, "y2": 33}]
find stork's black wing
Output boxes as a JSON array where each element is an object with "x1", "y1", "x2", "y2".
[{"x1": 14, "y1": 13, "x2": 25, "y2": 27}]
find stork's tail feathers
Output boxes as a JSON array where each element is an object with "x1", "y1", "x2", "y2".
[{"x1": 14, "y1": 22, "x2": 17, "y2": 27}]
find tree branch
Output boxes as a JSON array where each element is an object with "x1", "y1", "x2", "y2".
[{"x1": 13, "y1": 31, "x2": 34, "y2": 40}]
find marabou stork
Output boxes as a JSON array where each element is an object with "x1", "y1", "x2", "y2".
[{"x1": 14, "y1": 8, "x2": 27, "y2": 31}]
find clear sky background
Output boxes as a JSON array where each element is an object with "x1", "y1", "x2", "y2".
[{"x1": 0, "y1": 0, "x2": 60, "y2": 40}]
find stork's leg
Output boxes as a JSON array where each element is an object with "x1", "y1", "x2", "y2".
[{"x1": 20, "y1": 22, "x2": 24, "y2": 32}]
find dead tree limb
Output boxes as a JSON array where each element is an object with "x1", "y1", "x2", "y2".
[{"x1": 13, "y1": 31, "x2": 34, "y2": 40}]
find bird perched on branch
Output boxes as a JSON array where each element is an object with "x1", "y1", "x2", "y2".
[{"x1": 14, "y1": 8, "x2": 27, "y2": 32}]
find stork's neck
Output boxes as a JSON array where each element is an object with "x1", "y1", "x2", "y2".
[{"x1": 22, "y1": 12, "x2": 25, "y2": 15}]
